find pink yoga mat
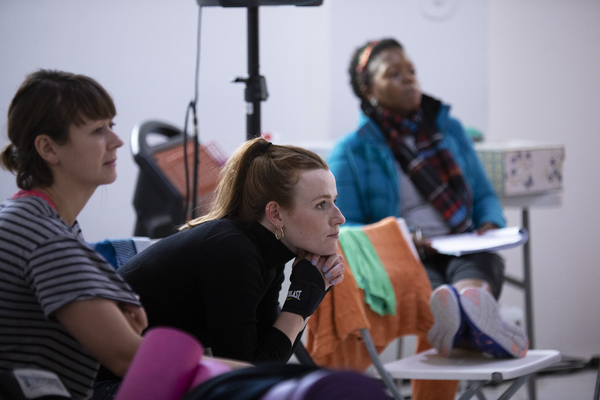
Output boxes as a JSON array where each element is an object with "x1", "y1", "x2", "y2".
[
  {"x1": 115, "y1": 327, "x2": 204, "y2": 400},
  {"x1": 188, "y1": 359, "x2": 232, "y2": 390}
]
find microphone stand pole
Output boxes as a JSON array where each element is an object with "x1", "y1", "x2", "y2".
[
  {"x1": 197, "y1": 1, "x2": 322, "y2": 141},
  {"x1": 234, "y1": 6, "x2": 269, "y2": 140}
]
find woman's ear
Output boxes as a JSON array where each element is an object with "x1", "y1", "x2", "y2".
[
  {"x1": 34, "y1": 134, "x2": 60, "y2": 165},
  {"x1": 264, "y1": 201, "x2": 284, "y2": 229},
  {"x1": 360, "y1": 85, "x2": 372, "y2": 101}
]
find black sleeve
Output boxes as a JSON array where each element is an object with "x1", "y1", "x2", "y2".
[
  {"x1": 200, "y1": 235, "x2": 292, "y2": 363},
  {"x1": 251, "y1": 327, "x2": 294, "y2": 364},
  {"x1": 254, "y1": 265, "x2": 284, "y2": 341}
]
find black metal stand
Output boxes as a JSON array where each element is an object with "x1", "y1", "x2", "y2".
[
  {"x1": 504, "y1": 208, "x2": 537, "y2": 400},
  {"x1": 233, "y1": 7, "x2": 269, "y2": 140},
  {"x1": 197, "y1": 0, "x2": 322, "y2": 141},
  {"x1": 521, "y1": 208, "x2": 537, "y2": 400}
]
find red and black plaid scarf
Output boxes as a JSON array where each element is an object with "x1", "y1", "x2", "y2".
[{"x1": 368, "y1": 95, "x2": 473, "y2": 233}]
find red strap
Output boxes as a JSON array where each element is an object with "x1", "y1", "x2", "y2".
[{"x1": 11, "y1": 189, "x2": 57, "y2": 210}]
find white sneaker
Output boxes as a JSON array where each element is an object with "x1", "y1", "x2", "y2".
[
  {"x1": 459, "y1": 287, "x2": 529, "y2": 358},
  {"x1": 427, "y1": 284, "x2": 466, "y2": 357}
]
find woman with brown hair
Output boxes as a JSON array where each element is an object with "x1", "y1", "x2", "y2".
[
  {"x1": 0, "y1": 70, "x2": 146, "y2": 399},
  {"x1": 119, "y1": 137, "x2": 346, "y2": 364}
]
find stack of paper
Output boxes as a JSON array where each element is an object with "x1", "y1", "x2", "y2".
[{"x1": 430, "y1": 227, "x2": 529, "y2": 257}]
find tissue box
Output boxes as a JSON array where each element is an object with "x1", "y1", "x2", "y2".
[{"x1": 475, "y1": 140, "x2": 565, "y2": 197}]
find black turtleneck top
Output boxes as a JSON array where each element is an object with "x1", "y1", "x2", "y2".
[{"x1": 118, "y1": 219, "x2": 299, "y2": 364}]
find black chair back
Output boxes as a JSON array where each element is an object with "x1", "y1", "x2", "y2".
[{"x1": 131, "y1": 120, "x2": 186, "y2": 239}]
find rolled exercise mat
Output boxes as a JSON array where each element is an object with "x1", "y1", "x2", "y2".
[
  {"x1": 181, "y1": 364, "x2": 320, "y2": 400},
  {"x1": 115, "y1": 327, "x2": 204, "y2": 400},
  {"x1": 188, "y1": 358, "x2": 232, "y2": 390},
  {"x1": 261, "y1": 369, "x2": 392, "y2": 400}
]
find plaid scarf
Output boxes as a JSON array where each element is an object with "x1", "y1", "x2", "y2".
[{"x1": 367, "y1": 95, "x2": 473, "y2": 233}]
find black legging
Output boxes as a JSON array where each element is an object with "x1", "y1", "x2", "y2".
[{"x1": 422, "y1": 251, "x2": 505, "y2": 299}]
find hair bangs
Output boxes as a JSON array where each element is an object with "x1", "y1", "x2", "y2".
[{"x1": 66, "y1": 78, "x2": 116, "y2": 126}]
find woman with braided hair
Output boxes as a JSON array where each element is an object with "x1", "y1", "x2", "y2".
[
  {"x1": 328, "y1": 38, "x2": 528, "y2": 359},
  {"x1": 119, "y1": 137, "x2": 345, "y2": 364}
]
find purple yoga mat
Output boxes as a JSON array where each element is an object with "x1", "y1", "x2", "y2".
[
  {"x1": 261, "y1": 369, "x2": 392, "y2": 400},
  {"x1": 115, "y1": 327, "x2": 204, "y2": 400}
]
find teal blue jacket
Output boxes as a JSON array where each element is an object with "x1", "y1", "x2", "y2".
[{"x1": 328, "y1": 104, "x2": 505, "y2": 229}]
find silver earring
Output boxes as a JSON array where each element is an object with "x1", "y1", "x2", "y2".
[{"x1": 369, "y1": 97, "x2": 378, "y2": 107}]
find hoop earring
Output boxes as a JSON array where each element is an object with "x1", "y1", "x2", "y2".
[{"x1": 275, "y1": 226, "x2": 284, "y2": 241}]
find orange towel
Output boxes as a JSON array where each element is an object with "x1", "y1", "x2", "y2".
[{"x1": 306, "y1": 217, "x2": 458, "y2": 399}]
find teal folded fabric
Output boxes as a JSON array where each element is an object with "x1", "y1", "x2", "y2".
[{"x1": 338, "y1": 227, "x2": 396, "y2": 316}]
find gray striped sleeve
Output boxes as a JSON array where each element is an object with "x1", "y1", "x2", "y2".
[{"x1": 27, "y1": 236, "x2": 140, "y2": 317}]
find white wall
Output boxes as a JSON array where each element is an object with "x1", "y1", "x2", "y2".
[
  {"x1": 488, "y1": 0, "x2": 600, "y2": 359},
  {"x1": 0, "y1": 0, "x2": 487, "y2": 240},
  {"x1": 325, "y1": 0, "x2": 488, "y2": 140},
  {"x1": 1, "y1": 0, "x2": 596, "y2": 362},
  {"x1": 0, "y1": 0, "x2": 202, "y2": 241}
]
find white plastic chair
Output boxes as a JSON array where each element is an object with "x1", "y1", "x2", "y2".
[{"x1": 381, "y1": 348, "x2": 561, "y2": 400}]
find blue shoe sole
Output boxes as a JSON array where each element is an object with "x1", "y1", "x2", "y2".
[{"x1": 459, "y1": 287, "x2": 529, "y2": 358}]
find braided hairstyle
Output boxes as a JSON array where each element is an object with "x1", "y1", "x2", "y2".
[{"x1": 348, "y1": 38, "x2": 404, "y2": 114}]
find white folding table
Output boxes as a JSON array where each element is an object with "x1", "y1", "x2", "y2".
[{"x1": 382, "y1": 348, "x2": 561, "y2": 400}]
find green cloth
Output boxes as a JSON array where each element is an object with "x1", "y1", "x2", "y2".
[{"x1": 338, "y1": 227, "x2": 396, "y2": 316}]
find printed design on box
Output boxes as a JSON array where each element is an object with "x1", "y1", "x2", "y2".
[
  {"x1": 545, "y1": 153, "x2": 563, "y2": 185},
  {"x1": 476, "y1": 142, "x2": 565, "y2": 197},
  {"x1": 505, "y1": 151, "x2": 534, "y2": 193},
  {"x1": 502, "y1": 148, "x2": 564, "y2": 196}
]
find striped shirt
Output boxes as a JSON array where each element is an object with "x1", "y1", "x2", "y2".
[{"x1": 0, "y1": 196, "x2": 140, "y2": 399}]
